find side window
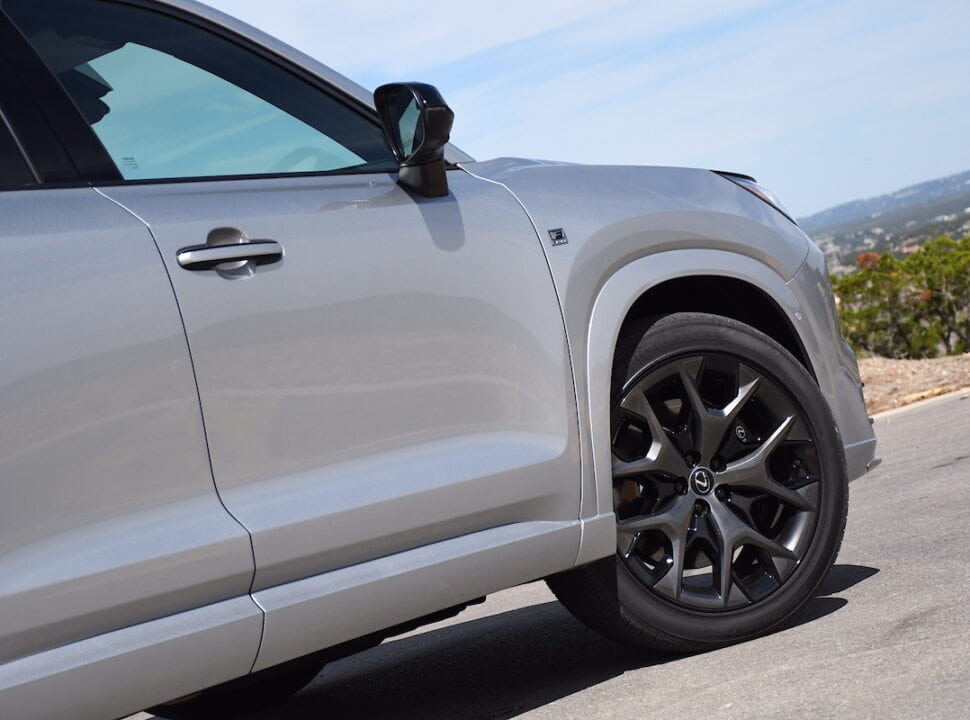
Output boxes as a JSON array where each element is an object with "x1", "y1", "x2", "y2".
[
  {"x1": 3, "y1": 0, "x2": 397, "y2": 181},
  {"x1": 0, "y1": 111, "x2": 34, "y2": 188}
]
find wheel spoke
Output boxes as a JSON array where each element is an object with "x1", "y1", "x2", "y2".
[
  {"x1": 677, "y1": 360, "x2": 709, "y2": 453},
  {"x1": 709, "y1": 501, "x2": 796, "y2": 606},
  {"x1": 679, "y1": 360, "x2": 761, "y2": 462},
  {"x1": 722, "y1": 415, "x2": 815, "y2": 511},
  {"x1": 654, "y1": 531, "x2": 687, "y2": 600},
  {"x1": 725, "y1": 492, "x2": 758, "y2": 526},
  {"x1": 710, "y1": 502, "x2": 797, "y2": 559},
  {"x1": 758, "y1": 548, "x2": 783, "y2": 584},
  {"x1": 617, "y1": 389, "x2": 690, "y2": 477},
  {"x1": 677, "y1": 359, "x2": 707, "y2": 418},
  {"x1": 612, "y1": 454, "x2": 680, "y2": 479},
  {"x1": 616, "y1": 495, "x2": 693, "y2": 552},
  {"x1": 720, "y1": 367, "x2": 762, "y2": 428},
  {"x1": 716, "y1": 542, "x2": 735, "y2": 606},
  {"x1": 730, "y1": 414, "x2": 794, "y2": 469}
]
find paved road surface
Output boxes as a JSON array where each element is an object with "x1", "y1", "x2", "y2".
[{"x1": 141, "y1": 389, "x2": 970, "y2": 720}]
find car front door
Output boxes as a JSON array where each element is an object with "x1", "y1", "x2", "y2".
[{"x1": 6, "y1": 0, "x2": 582, "y2": 598}]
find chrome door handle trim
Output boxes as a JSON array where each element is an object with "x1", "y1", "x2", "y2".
[{"x1": 176, "y1": 241, "x2": 283, "y2": 270}]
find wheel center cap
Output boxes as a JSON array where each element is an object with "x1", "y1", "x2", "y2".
[{"x1": 689, "y1": 467, "x2": 715, "y2": 495}]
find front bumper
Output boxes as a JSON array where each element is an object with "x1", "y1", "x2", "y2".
[{"x1": 786, "y1": 245, "x2": 878, "y2": 481}]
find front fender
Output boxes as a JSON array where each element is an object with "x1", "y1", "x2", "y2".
[
  {"x1": 461, "y1": 160, "x2": 874, "y2": 568},
  {"x1": 461, "y1": 160, "x2": 821, "y2": 565},
  {"x1": 577, "y1": 249, "x2": 808, "y2": 563}
]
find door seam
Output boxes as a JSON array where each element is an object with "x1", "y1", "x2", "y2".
[
  {"x1": 454, "y1": 166, "x2": 587, "y2": 565},
  {"x1": 91, "y1": 185, "x2": 264, "y2": 670}
]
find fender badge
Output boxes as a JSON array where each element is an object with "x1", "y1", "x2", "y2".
[{"x1": 549, "y1": 228, "x2": 568, "y2": 246}]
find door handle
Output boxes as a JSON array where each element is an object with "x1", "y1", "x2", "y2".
[{"x1": 176, "y1": 240, "x2": 283, "y2": 270}]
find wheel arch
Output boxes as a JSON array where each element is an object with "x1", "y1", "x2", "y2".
[
  {"x1": 577, "y1": 249, "x2": 818, "y2": 563},
  {"x1": 620, "y1": 275, "x2": 815, "y2": 381}
]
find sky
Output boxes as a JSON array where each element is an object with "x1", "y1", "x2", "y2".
[{"x1": 202, "y1": 0, "x2": 970, "y2": 217}]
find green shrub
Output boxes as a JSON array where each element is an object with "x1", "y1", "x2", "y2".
[{"x1": 832, "y1": 236, "x2": 970, "y2": 358}]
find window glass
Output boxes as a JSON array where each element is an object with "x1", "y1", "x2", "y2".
[
  {"x1": 3, "y1": 0, "x2": 397, "y2": 181},
  {"x1": 81, "y1": 44, "x2": 366, "y2": 179},
  {"x1": 0, "y1": 113, "x2": 34, "y2": 188}
]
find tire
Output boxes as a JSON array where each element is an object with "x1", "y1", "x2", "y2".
[{"x1": 547, "y1": 312, "x2": 848, "y2": 652}]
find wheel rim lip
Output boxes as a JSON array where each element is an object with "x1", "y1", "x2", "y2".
[{"x1": 611, "y1": 349, "x2": 823, "y2": 613}]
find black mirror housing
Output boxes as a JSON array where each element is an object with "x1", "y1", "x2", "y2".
[{"x1": 374, "y1": 82, "x2": 454, "y2": 198}]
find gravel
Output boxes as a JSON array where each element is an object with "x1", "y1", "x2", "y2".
[{"x1": 858, "y1": 353, "x2": 970, "y2": 414}]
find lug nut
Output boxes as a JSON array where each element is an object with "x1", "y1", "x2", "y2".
[
  {"x1": 686, "y1": 451, "x2": 700, "y2": 468},
  {"x1": 715, "y1": 485, "x2": 728, "y2": 500},
  {"x1": 693, "y1": 500, "x2": 707, "y2": 515},
  {"x1": 674, "y1": 479, "x2": 687, "y2": 495}
]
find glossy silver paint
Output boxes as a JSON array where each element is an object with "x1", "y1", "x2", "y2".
[
  {"x1": 0, "y1": 2, "x2": 877, "y2": 718},
  {"x1": 0, "y1": 596, "x2": 262, "y2": 720},
  {"x1": 252, "y1": 520, "x2": 581, "y2": 670},
  {"x1": 0, "y1": 189, "x2": 253, "y2": 666},
  {"x1": 462, "y1": 159, "x2": 875, "y2": 559},
  {"x1": 99, "y1": 171, "x2": 581, "y2": 595}
]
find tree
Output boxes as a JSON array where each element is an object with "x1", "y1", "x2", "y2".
[
  {"x1": 904, "y1": 236, "x2": 970, "y2": 353},
  {"x1": 832, "y1": 236, "x2": 969, "y2": 358}
]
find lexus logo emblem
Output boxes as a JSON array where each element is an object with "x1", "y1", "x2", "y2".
[{"x1": 690, "y1": 467, "x2": 714, "y2": 495}]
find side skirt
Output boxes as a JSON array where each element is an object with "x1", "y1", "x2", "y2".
[
  {"x1": 252, "y1": 520, "x2": 582, "y2": 671},
  {"x1": 0, "y1": 597, "x2": 263, "y2": 720}
]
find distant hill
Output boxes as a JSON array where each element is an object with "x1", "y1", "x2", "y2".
[{"x1": 798, "y1": 170, "x2": 970, "y2": 271}]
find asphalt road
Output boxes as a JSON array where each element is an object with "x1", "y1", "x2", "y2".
[{"x1": 142, "y1": 389, "x2": 970, "y2": 720}]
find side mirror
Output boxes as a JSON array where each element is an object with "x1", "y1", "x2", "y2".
[{"x1": 374, "y1": 82, "x2": 454, "y2": 198}]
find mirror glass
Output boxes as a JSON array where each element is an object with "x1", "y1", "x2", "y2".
[
  {"x1": 384, "y1": 87, "x2": 425, "y2": 160},
  {"x1": 397, "y1": 95, "x2": 423, "y2": 157}
]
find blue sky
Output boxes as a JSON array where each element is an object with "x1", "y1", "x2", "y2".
[{"x1": 203, "y1": 0, "x2": 970, "y2": 217}]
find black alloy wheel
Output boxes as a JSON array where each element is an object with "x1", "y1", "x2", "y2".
[
  {"x1": 548, "y1": 312, "x2": 848, "y2": 652},
  {"x1": 612, "y1": 351, "x2": 820, "y2": 611}
]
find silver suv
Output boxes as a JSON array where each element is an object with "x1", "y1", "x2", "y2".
[{"x1": 0, "y1": 1, "x2": 877, "y2": 718}]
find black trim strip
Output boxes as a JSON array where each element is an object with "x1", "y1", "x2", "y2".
[
  {"x1": 0, "y1": 103, "x2": 40, "y2": 184},
  {"x1": 0, "y1": 25, "x2": 81, "y2": 184},
  {"x1": 0, "y1": 7, "x2": 121, "y2": 182},
  {"x1": 86, "y1": 165, "x2": 463, "y2": 190}
]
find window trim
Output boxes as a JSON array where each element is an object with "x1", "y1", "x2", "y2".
[
  {"x1": 0, "y1": 9, "x2": 120, "y2": 183},
  {"x1": 0, "y1": 19, "x2": 91, "y2": 188},
  {"x1": 0, "y1": 103, "x2": 39, "y2": 190},
  {"x1": 1, "y1": 0, "x2": 407, "y2": 187}
]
